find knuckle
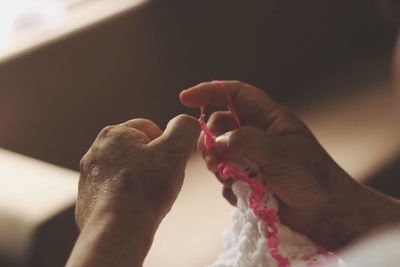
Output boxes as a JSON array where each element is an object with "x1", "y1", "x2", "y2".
[
  {"x1": 232, "y1": 80, "x2": 244, "y2": 86},
  {"x1": 175, "y1": 114, "x2": 197, "y2": 125},
  {"x1": 110, "y1": 127, "x2": 129, "y2": 139},
  {"x1": 103, "y1": 126, "x2": 136, "y2": 144},
  {"x1": 173, "y1": 114, "x2": 200, "y2": 136},
  {"x1": 208, "y1": 112, "x2": 238, "y2": 136},
  {"x1": 99, "y1": 125, "x2": 116, "y2": 138},
  {"x1": 122, "y1": 118, "x2": 153, "y2": 128},
  {"x1": 209, "y1": 111, "x2": 225, "y2": 123},
  {"x1": 79, "y1": 151, "x2": 99, "y2": 176},
  {"x1": 232, "y1": 80, "x2": 252, "y2": 90},
  {"x1": 198, "y1": 82, "x2": 209, "y2": 87}
]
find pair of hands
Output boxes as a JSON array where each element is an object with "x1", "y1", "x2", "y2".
[{"x1": 76, "y1": 81, "x2": 358, "y2": 250}]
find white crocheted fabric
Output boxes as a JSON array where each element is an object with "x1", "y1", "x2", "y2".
[{"x1": 207, "y1": 181, "x2": 332, "y2": 267}]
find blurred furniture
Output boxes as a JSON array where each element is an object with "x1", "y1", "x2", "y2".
[
  {"x1": 0, "y1": 149, "x2": 78, "y2": 267},
  {"x1": 0, "y1": 0, "x2": 397, "y2": 170}
]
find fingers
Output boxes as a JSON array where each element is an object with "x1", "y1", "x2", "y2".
[
  {"x1": 180, "y1": 80, "x2": 283, "y2": 128},
  {"x1": 150, "y1": 115, "x2": 201, "y2": 162},
  {"x1": 198, "y1": 111, "x2": 238, "y2": 171},
  {"x1": 211, "y1": 126, "x2": 277, "y2": 166},
  {"x1": 208, "y1": 111, "x2": 238, "y2": 136},
  {"x1": 180, "y1": 81, "x2": 265, "y2": 108},
  {"x1": 120, "y1": 119, "x2": 163, "y2": 141},
  {"x1": 95, "y1": 124, "x2": 151, "y2": 146},
  {"x1": 95, "y1": 119, "x2": 162, "y2": 147}
]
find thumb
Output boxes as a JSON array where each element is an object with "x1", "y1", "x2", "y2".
[
  {"x1": 150, "y1": 114, "x2": 201, "y2": 162},
  {"x1": 211, "y1": 126, "x2": 276, "y2": 166}
]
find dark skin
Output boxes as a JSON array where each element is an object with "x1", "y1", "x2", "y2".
[
  {"x1": 67, "y1": 80, "x2": 400, "y2": 267},
  {"x1": 66, "y1": 115, "x2": 201, "y2": 267},
  {"x1": 180, "y1": 81, "x2": 400, "y2": 250}
]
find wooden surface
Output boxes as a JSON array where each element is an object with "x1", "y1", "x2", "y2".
[
  {"x1": 0, "y1": 148, "x2": 78, "y2": 266},
  {"x1": 0, "y1": 0, "x2": 147, "y2": 64},
  {"x1": 0, "y1": 0, "x2": 397, "y2": 171}
]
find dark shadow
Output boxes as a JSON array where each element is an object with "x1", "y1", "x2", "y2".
[
  {"x1": 31, "y1": 206, "x2": 78, "y2": 267},
  {"x1": 365, "y1": 153, "x2": 400, "y2": 198}
]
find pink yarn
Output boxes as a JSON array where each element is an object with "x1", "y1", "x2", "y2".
[
  {"x1": 199, "y1": 81, "x2": 290, "y2": 267},
  {"x1": 200, "y1": 81, "x2": 335, "y2": 266}
]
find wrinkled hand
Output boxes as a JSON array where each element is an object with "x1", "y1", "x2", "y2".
[
  {"x1": 180, "y1": 81, "x2": 358, "y2": 249},
  {"x1": 76, "y1": 115, "x2": 200, "y2": 230}
]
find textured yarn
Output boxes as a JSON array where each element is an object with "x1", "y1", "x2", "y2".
[
  {"x1": 206, "y1": 181, "x2": 332, "y2": 267},
  {"x1": 202, "y1": 81, "x2": 335, "y2": 267}
]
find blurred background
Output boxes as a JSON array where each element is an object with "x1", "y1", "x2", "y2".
[{"x1": 0, "y1": 0, "x2": 399, "y2": 266}]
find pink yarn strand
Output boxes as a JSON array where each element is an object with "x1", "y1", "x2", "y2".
[
  {"x1": 199, "y1": 81, "x2": 290, "y2": 267},
  {"x1": 199, "y1": 106, "x2": 215, "y2": 150},
  {"x1": 211, "y1": 80, "x2": 241, "y2": 127}
]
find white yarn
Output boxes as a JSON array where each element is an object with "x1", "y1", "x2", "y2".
[{"x1": 207, "y1": 181, "x2": 332, "y2": 267}]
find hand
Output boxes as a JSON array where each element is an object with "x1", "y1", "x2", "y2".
[
  {"x1": 68, "y1": 115, "x2": 200, "y2": 267},
  {"x1": 76, "y1": 115, "x2": 200, "y2": 230},
  {"x1": 180, "y1": 81, "x2": 362, "y2": 250}
]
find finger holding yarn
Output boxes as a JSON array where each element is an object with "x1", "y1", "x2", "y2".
[{"x1": 201, "y1": 81, "x2": 336, "y2": 267}]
